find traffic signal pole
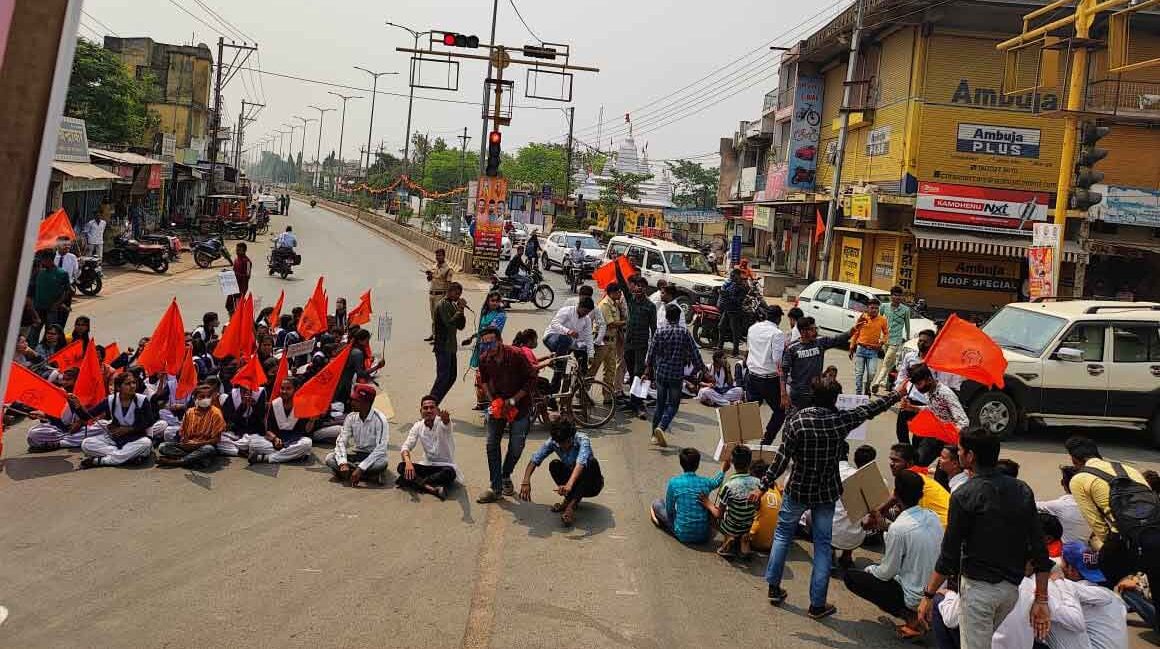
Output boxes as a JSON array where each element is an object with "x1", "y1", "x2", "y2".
[{"x1": 479, "y1": 0, "x2": 499, "y2": 177}]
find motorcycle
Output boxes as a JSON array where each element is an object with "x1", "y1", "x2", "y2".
[
  {"x1": 310, "y1": 199, "x2": 317, "y2": 208},
  {"x1": 491, "y1": 268, "x2": 555, "y2": 310},
  {"x1": 221, "y1": 220, "x2": 251, "y2": 240},
  {"x1": 562, "y1": 257, "x2": 595, "y2": 294},
  {"x1": 104, "y1": 234, "x2": 169, "y2": 274},
  {"x1": 138, "y1": 233, "x2": 183, "y2": 261},
  {"x1": 192, "y1": 235, "x2": 233, "y2": 269},
  {"x1": 73, "y1": 256, "x2": 103, "y2": 296},
  {"x1": 267, "y1": 247, "x2": 301, "y2": 279},
  {"x1": 690, "y1": 285, "x2": 768, "y2": 349}
]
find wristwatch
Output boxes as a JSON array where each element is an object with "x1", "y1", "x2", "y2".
[{"x1": 922, "y1": 589, "x2": 938, "y2": 600}]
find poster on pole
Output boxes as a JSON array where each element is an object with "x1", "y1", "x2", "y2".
[
  {"x1": 1027, "y1": 246, "x2": 1054, "y2": 300},
  {"x1": 472, "y1": 175, "x2": 507, "y2": 275}
]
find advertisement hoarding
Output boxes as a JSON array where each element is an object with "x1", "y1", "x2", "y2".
[
  {"x1": 472, "y1": 176, "x2": 507, "y2": 275},
  {"x1": 914, "y1": 181, "x2": 1049, "y2": 235},
  {"x1": 787, "y1": 76, "x2": 823, "y2": 192}
]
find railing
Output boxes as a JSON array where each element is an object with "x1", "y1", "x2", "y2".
[{"x1": 1084, "y1": 79, "x2": 1160, "y2": 121}]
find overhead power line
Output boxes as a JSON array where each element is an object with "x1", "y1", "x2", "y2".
[
  {"x1": 191, "y1": 0, "x2": 256, "y2": 42},
  {"x1": 166, "y1": 0, "x2": 228, "y2": 38},
  {"x1": 508, "y1": 0, "x2": 542, "y2": 43},
  {"x1": 81, "y1": 10, "x2": 119, "y2": 37}
]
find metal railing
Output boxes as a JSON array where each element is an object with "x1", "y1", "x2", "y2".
[{"x1": 1084, "y1": 78, "x2": 1160, "y2": 120}]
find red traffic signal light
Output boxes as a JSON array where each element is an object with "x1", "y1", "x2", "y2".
[
  {"x1": 442, "y1": 33, "x2": 457, "y2": 46},
  {"x1": 489, "y1": 131, "x2": 502, "y2": 145},
  {"x1": 439, "y1": 31, "x2": 479, "y2": 48}
]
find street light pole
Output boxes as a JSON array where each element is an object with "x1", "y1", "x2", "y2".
[
  {"x1": 386, "y1": 22, "x2": 432, "y2": 173},
  {"x1": 294, "y1": 115, "x2": 316, "y2": 188},
  {"x1": 282, "y1": 123, "x2": 299, "y2": 186},
  {"x1": 479, "y1": 0, "x2": 500, "y2": 176},
  {"x1": 354, "y1": 66, "x2": 399, "y2": 180},
  {"x1": 328, "y1": 91, "x2": 362, "y2": 192},
  {"x1": 277, "y1": 130, "x2": 290, "y2": 186},
  {"x1": 308, "y1": 105, "x2": 335, "y2": 191}
]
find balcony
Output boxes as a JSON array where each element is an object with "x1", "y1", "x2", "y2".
[
  {"x1": 763, "y1": 91, "x2": 778, "y2": 116},
  {"x1": 1083, "y1": 79, "x2": 1160, "y2": 124}
]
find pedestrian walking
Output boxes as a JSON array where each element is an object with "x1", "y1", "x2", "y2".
[
  {"x1": 871, "y1": 286, "x2": 911, "y2": 393},
  {"x1": 848, "y1": 298, "x2": 888, "y2": 395},
  {"x1": 227, "y1": 242, "x2": 251, "y2": 316},
  {"x1": 745, "y1": 305, "x2": 786, "y2": 444},
  {"x1": 476, "y1": 327, "x2": 537, "y2": 503},
  {"x1": 424, "y1": 249, "x2": 454, "y2": 342},
  {"x1": 645, "y1": 304, "x2": 708, "y2": 448},
  {"x1": 428, "y1": 281, "x2": 466, "y2": 404},
  {"x1": 614, "y1": 259, "x2": 657, "y2": 420},
  {"x1": 82, "y1": 213, "x2": 106, "y2": 260}
]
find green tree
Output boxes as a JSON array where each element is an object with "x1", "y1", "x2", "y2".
[
  {"x1": 666, "y1": 159, "x2": 720, "y2": 208},
  {"x1": 421, "y1": 149, "x2": 479, "y2": 192},
  {"x1": 65, "y1": 38, "x2": 159, "y2": 144},
  {"x1": 597, "y1": 168, "x2": 652, "y2": 233},
  {"x1": 503, "y1": 142, "x2": 568, "y2": 193}
]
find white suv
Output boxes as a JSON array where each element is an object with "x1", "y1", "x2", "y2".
[
  {"x1": 604, "y1": 234, "x2": 724, "y2": 311},
  {"x1": 964, "y1": 300, "x2": 1160, "y2": 445},
  {"x1": 541, "y1": 231, "x2": 603, "y2": 270}
]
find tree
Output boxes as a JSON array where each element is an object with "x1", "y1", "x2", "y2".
[
  {"x1": 503, "y1": 142, "x2": 569, "y2": 194},
  {"x1": 597, "y1": 168, "x2": 652, "y2": 233},
  {"x1": 65, "y1": 38, "x2": 159, "y2": 144},
  {"x1": 666, "y1": 159, "x2": 720, "y2": 208},
  {"x1": 420, "y1": 149, "x2": 479, "y2": 193},
  {"x1": 408, "y1": 132, "x2": 433, "y2": 174},
  {"x1": 431, "y1": 137, "x2": 449, "y2": 154}
]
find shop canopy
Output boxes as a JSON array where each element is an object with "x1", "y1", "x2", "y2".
[
  {"x1": 910, "y1": 226, "x2": 1088, "y2": 263},
  {"x1": 51, "y1": 160, "x2": 119, "y2": 180},
  {"x1": 88, "y1": 148, "x2": 164, "y2": 166}
]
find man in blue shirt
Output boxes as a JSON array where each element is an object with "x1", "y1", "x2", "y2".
[
  {"x1": 517, "y1": 420, "x2": 603, "y2": 526},
  {"x1": 651, "y1": 447, "x2": 732, "y2": 544}
]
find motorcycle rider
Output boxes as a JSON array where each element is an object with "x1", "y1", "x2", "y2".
[
  {"x1": 524, "y1": 231, "x2": 541, "y2": 269},
  {"x1": 505, "y1": 244, "x2": 533, "y2": 300},
  {"x1": 716, "y1": 268, "x2": 747, "y2": 357},
  {"x1": 271, "y1": 225, "x2": 298, "y2": 269}
]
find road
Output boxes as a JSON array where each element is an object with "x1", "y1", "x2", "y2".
[{"x1": 2, "y1": 198, "x2": 1157, "y2": 649}]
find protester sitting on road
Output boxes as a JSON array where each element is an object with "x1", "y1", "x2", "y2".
[
  {"x1": 35, "y1": 323, "x2": 67, "y2": 360},
  {"x1": 156, "y1": 384, "x2": 226, "y2": 470},
  {"x1": 243, "y1": 378, "x2": 314, "y2": 464},
  {"x1": 79, "y1": 372, "x2": 157, "y2": 469},
  {"x1": 844, "y1": 470, "x2": 943, "y2": 640},
  {"x1": 1037, "y1": 465, "x2": 1093, "y2": 545},
  {"x1": 26, "y1": 368, "x2": 96, "y2": 451},
  {"x1": 877, "y1": 443, "x2": 950, "y2": 528},
  {"x1": 219, "y1": 384, "x2": 266, "y2": 457},
  {"x1": 1058, "y1": 541, "x2": 1129, "y2": 649},
  {"x1": 275, "y1": 314, "x2": 299, "y2": 349},
  {"x1": 937, "y1": 445, "x2": 968, "y2": 494},
  {"x1": 397, "y1": 395, "x2": 459, "y2": 500},
  {"x1": 696, "y1": 350, "x2": 745, "y2": 407},
  {"x1": 476, "y1": 326, "x2": 537, "y2": 504},
  {"x1": 699, "y1": 444, "x2": 761, "y2": 559},
  {"x1": 519, "y1": 420, "x2": 604, "y2": 527},
  {"x1": 645, "y1": 304, "x2": 708, "y2": 448},
  {"x1": 995, "y1": 458, "x2": 1020, "y2": 478},
  {"x1": 800, "y1": 440, "x2": 874, "y2": 575},
  {"x1": 14, "y1": 334, "x2": 43, "y2": 368},
  {"x1": 651, "y1": 446, "x2": 730, "y2": 545},
  {"x1": 192, "y1": 311, "x2": 219, "y2": 342},
  {"x1": 337, "y1": 329, "x2": 383, "y2": 409},
  {"x1": 325, "y1": 384, "x2": 389, "y2": 487}
]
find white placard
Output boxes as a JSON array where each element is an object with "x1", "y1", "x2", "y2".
[
  {"x1": 217, "y1": 270, "x2": 239, "y2": 296},
  {"x1": 836, "y1": 393, "x2": 871, "y2": 440},
  {"x1": 286, "y1": 339, "x2": 315, "y2": 359},
  {"x1": 376, "y1": 313, "x2": 392, "y2": 342},
  {"x1": 1032, "y1": 222, "x2": 1060, "y2": 247},
  {"x1": 629, "y1": 377, "x2": 651, "y2": 399}
]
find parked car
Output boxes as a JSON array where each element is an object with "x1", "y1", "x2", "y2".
[
  {"x1": 604, "y1": 234, "x2": 723, "y2": 317},
  {"x1": 796, "y1": 280, "x2": 937, "y2": 334},
  {"x1": 253, "y1": 194, "x2": 280, "y2": 214},
  {"x1": 542, "y1": 231, "x2": 604, "y2": 270},
  {"x1": 959, "y1": 300, "x2": 1160, "y2": 444}
]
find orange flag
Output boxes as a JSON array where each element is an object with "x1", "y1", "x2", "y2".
[
  {"x1": 592, "y1": 256, "x2": 635, "y2": 290},
  {"x1": 271, "y1": 352, "x2": 289, "y2": 390},
  {"x1": 214, "y1": 293, "x2": 256, "y2": 360},
  {"x1": 49, "y1": 339, "x2": 86, "y2": 371},
  {"x1": 5, "y1": 363, "x2": 69, "y2": 418},
  {"x1": 175, "y1": 345, "x2": 198, "y2": 402},
  {"x1": 136, "y1": 299, "x2": 187, "y2": 375},
  {"x1": 35, "y1": 208, "x2": 77, "y2": 251},
  {"x1": 232, "y1": 353, "x2": 267, "y2": 392},
  {"x1": 73, "y1": 343, "x2": 108, "y2": 408},
  {"x1": 348, "y1": 290, "x2": 372, "y2": 327},
  {"x1": 907, "y1": 409, "x2": 961, "y2": 445},
  {"x1": 815, "y1": 208, "x2": 826, "y2": 244},
  {"x1": 293, "y1": 344, "x2": 350, "y2": 418},
  {"x1": 297, "y1": 277, "x2": 329, "y2": 340},
  {"x1": 103, "y1": 342, "x2": 121, "y2": 364},
  {"x1": 924, "y1": 313, "x2": 1007, "y2": 389},
  {"x1": 268, "y1": 290, "x2": 285, "y2": 327}
]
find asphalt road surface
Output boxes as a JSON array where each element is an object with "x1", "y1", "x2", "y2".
[{"x1": 2, "y1": 199, "x2": 1158, "y2": 649}]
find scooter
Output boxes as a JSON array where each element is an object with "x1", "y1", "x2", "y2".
[
  {"x1": 192, "y1": 235, "x2": 233, "y2": 269},
  {"x1": 490, "y1": 268, "x2": 555, "y2": 310},
  {"x1": 104, "y1": 234, "x2": 169, "y2": 274},
  {"x1": 73, "y1": 256, "x2": 103, "y2": 296}
]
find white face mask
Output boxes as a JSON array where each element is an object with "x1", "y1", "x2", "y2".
[{"x1": 195, "y1": 398, "x2": 212, "y2": 409}]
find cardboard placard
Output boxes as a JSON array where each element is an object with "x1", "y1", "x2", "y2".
[
  {"x1": 744, "y1": 443, "x2": 780, "y2": 465},
  {"x1": 836, "y1": 393, "x2": 871, "y2": 440},
  {"x1": 712, "y1": 402, "x2": 765, "y2": 460},
  {"x1": 840, "y1": 461, "x2": 892, "y2": 523},
  {"x1": 217, "y1": 270, "x2": 239, "y2": 296},
  {"x1": 286, "y1": 339, "x2": 315, "y2": 360}
]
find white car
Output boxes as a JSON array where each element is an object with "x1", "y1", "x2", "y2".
[
  {"x1": 796, "y1": 280, "x2": 936, "y2": 335},
  {"x1": 605, "y1": 234, "x2": 724, "y2": 313},
  {"x1": 254, "y1": 194, "x2": 279, "y2": 213},
  {"x1": 542, "y1": 231, "x2": 604, "y2": 270}
]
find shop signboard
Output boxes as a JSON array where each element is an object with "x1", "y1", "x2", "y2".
[
  {"x1": 662, "y1": 208, "x2": 723, "y2": 224},
  {"x1": 847, "y1": 194, "x2": 876, "y2": 220},
  {"x1": 914, "y1": 182, "x2": 1049, "y2": 235},
  {"x1": 472, "y1": 175, "x2": 507, "y2": 274},
  {"x1": 753, "y1": 205, "x2": 772, "y2": 231},
  {"x1": 872, "y1": 239, "x2": 897, "y2": 283},
  {"x1": 838, "y1": 236, "x2": 862, "y2": 284},
  {"x1": 1089, "y1": 184, "x2": 1160, "y2": 228},
  {"x1": 741, "y1": 204, "x2": 755, "y2": 221},
  {"x1": 955, "y1": 123, "x2": 1041, "y2": 158},
  {"x1": 1032, "y1": 222, "x2": 1060, "y2": 247},
  {"x1": 55, "y1": 117, "x2": 90, "y2": 163},
  {"x1": 866, "y1": 125, "x2": 891, "y2": 157},
  {"x1": 147, "y1": 165, "x2": 162, "y2": 190},
  {"x1": 61, "y1": 178, "x2": 110, "y2": 193},
  {"x1": 787, "y1": 75, "x2": 823, "y2": 192},
  {"x1": 764, "y1": 161, "x2": 788, "y2": 201},
  {"x1": 936, "y1": 259, "x2": 1021, "y2": 292}
]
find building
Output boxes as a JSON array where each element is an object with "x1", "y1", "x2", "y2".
[
  {"x1": 719, "y1": 0, "x2": 1160, "y2": 311},
  {"x1": 574, "y1": 133, "x2": 676, "y2": 234}
]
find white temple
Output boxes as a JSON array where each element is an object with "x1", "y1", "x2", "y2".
[{"x1": 573, "y1": 134, "x2": 674, "y2": 208}]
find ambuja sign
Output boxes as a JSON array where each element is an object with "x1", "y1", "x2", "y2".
[{"x1": 956, "y1": 123, "x2": 1041, "y2": 159}]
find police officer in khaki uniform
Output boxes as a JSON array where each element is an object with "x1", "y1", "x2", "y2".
[{"x1": 425, "y1": 248, "x2": 454, "y2": 342}]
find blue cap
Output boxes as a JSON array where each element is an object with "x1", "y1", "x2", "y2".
[{"x1": 1061, "y1": 541, "x2": 1106, "y2": 583}]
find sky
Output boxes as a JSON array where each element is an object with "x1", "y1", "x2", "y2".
[{"x1": 78, "y1": 0, "x2": 852, "y2": 169}]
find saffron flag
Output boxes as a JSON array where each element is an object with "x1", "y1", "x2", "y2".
[
  {"x1": 232, "y1": 353, "x2": 267, "y2": 392},
  {"x1": 907, "y1": 409, "x2": 961, "y2": 445},
  {"x1": 137, "y1": 299, "x2": 186, "y2": 375},
  {"x1": 175, "y1": 345, "x2": 198, "y2": 402},
  {"x1": 925, "y1": 313, "x2": 1007, "y2": 389},
  {"x1": 214, "y1": 293, "x2": 256, "y2": 360},
  {"x1": 73, "y1": 342, "x2": 108, "y2": 409},
  {"x1": 297, "y1": 277, "x2": 329, "y2": 340},
  {"x1": 815, "y1": 209, "x2": 826, "y2": 244},
  {"x1": 49, "y1": 339, "x2": 86, "y2": 371},
  {"x1": 268, "y1": 290, "x2": 285, "y2": 328},
  {"x1": 5, "y1": 363, "x2": 69, "y2": 418},
  {"x1": 103, "y1": 342, "x2": 121, "y2": 365},
  {"x1": 348, "y1": 289, "x2": 372, "y2": 327},
  {"x1": 591, "y1": 256, "x2": 635, "y2": 290},
  {"x1": 35, "y1": 208, "x2": 77, "y2": 251},
  {"x1": 293, "y1": 344, "x2": 350, "y2": 418},
  {"x1": 271, "y1": 352, "x2": 289, "y2": 391}
]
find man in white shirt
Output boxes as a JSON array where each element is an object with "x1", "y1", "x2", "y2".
[
  {"x1": 564, "y1": 285, "x2": 606, "y2": 348},
  {"x1": 745, "y1": 305, "x2": 786, "y2": 445},
  {"x1": 1060, "y1": 541, "x2": 1128, "y2": 649},
  {"x1": 937, "y1": 576, "x2": 1087, "y2": 649},
  {"x1": 653, "y1": 284, "x2": 687, "y2": 329},
  {"x1": 844, "y1": 470, "x2": 943, "y2": 633},
  {"x1": 543, "y1": 297, "x2": 595, "y2": 394},
  {"x1": 324, "y1": 384, "x2": 389, "y2": 487},
  {"x1": 1038, "y1": 466, "x2": 1094, "y2": 545},
  {"x1": 83, "y1": 215, "x2": 106, "y2": 259},
  {"x1": 397, "y1": 395, "x2": 460, "y2": 500},
  {"x1": 939, "y1": 445, "x2": 970, "y2": 493},
  {"x1": 54, "y1": 240, "x2": 80, "y2": 283},
  {"x1": 274, "y1": 225, "x2": 298, "y2": 251}
]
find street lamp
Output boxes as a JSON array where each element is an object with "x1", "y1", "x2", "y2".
[
  {"x1": 385, "y1": 21, "x2": 432, "y2": 173},
  {"x1": 308, "y1": 105, "x2": 335, "y2": 191},
  {"x1": 294, "y1": 115, "x2": 317, "y2": 186},
  {"x1": 282, "y1": 123, "x2": 300, "y2": 186},
  {"x1": 276, "y1": 129, "x2": 291, "y2": 186},
  {"x1": 327, "y1": 91, "x2": 362, "y2": 188},
  {"x1": 353, "y1": 65, "x2": 399, "y2": 179}
]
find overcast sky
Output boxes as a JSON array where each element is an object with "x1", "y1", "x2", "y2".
[{"x1": 79, "y1": 0, "x2": 848, "y2": 167}]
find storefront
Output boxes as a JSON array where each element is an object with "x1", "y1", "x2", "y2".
[
  {"x1": 1086, "y1": 184, "x2": 1160, "y2": 300},
  {"x1": 45, "y1": 118, "x2": 119, "y2": 225},
  {"x1": 662, "y1": 208, "x2": 726, "y2": 248},
  {"x1": 89, "y1": 148, "x2": 165, "y2": 229}
]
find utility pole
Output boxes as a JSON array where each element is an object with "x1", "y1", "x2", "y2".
[
  {"x1": 282, "y1": 123, "x2": 299, "y2": 186},
  {"x1": 208, "y1": 37, "x2": 257, "y2": 194},
  {"x1": 386, "y1": 22, "x2": 433, "y2": 174},
  {"x1": 353, "y1": 66, "x2": 399, "y2": 179},
  {"x1": 276, "y1": 130, "x2": 289, "y2": 186},
  {"x1": 478, "y1": 0, "x2": 500, "y2": 177},
  {"x1": 294, "y1": 115, "x2": 316, "y2": 188},
  {"x1": 308, "y1": 105, "x2": 335, "y2": 191},
  {"x1": 234, "y1": 99, "x2": 264, "y2": 172},
  {"x1": 819, "y1": 0, "x2": 864, "y2": 280},
  {"x1": 564, "y1": 106, "x2": 575, "y2": 209},
  {"x1": 328, "y1": 91, "x2": 362, "y2": 192},
  {"x1": 451, "y1": 126, "x2": 471, "y2": 245}
]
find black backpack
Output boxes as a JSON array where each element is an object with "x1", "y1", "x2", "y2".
[{"x1": 1081, "y1": 462, "x2": 1160, "y2": 551}]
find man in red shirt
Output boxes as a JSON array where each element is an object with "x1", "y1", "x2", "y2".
[
  {"x1": 227, "y1": 242, "x2": 252, "y2": 315},
  {"x1": 476, "y1": 326, "x2": 536, "y2": 503}
]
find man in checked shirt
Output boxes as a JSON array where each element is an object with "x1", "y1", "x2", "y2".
[
  {"x1": 757, "y1": 375, "x2": 905, "y2": 620},
  {"x1": 645, "y1": 304, "x2": 709, "y2": 448}
]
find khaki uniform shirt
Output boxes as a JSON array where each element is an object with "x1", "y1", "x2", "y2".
[{"x1": 429, "y1": 263, "x2": 453, "y2": 294}]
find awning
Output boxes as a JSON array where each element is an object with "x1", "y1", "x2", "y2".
[
  {"x1": 1089, "y1": 237, "x2": 1160, "y2": 257},
  {"x1": 910, "y1": 226, "x2": 1088, "y2": 263},
  {"x1": 88, "y1": 148, "x2": 165, "y2": 165},
  {"x1": 52, "y1": 160, "x2": 119, "y2": 180}
]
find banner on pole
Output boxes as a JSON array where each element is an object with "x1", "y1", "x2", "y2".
[
  {"x1": 472, "y1": 176, "x2": 507, "y2": 275},
  {"x1": 1027, "y1": 246, "x2": 1054, "y2": 300}
]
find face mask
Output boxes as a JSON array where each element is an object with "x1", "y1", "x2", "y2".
[
  {"x1": 196, "y1": 398, "x2": 212, "y2": 409},
  {"x1": 479, "y1": 341, "x2": 498, "y2": 355}
]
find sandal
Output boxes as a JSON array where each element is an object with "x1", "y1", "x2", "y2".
[
  {"x1": 896, "y1": 623, "x2": 924, "y2": 640},
  {"x1": 550, "y1": 502, "x2": 567, "y2": 513},
  {"x1": 561, "y1": 505, "x2": 575, "y2": 526}
]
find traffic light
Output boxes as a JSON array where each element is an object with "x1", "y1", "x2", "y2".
[
  {"x1": 485, "y1": 130, "x2": 502, "y2": 177},
  {"x1": 1070, "y1": 121, "x2": 1110, "y2": 211},
  {"x1": 522, "y1": 44, "x2": 557, "y2": 60},
  {"x1": 439, "y1": 32, "x2": 479, "y2": 48}
]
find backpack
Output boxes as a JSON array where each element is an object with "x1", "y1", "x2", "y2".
[{"x1": 1081, "y1": 462, "x2": 1160, "y2": 551}]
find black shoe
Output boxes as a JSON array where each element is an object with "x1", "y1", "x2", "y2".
[
  {"x1": 78, "y1": 457, "x2": 99, "y2": 470},
  {"x1": 768, "y1": 585, "x2": 787, "y2": 606},
  {"x1": 807, "y1": 603, "x2": 837, "y2": 620},
  {"x1": 423, "y1": 336, "x2": 434, "y2": 342}
]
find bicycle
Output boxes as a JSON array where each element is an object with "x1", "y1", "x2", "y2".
[
  {"x1": 796, "y1": 102, "x2": 821, "y2": 126},
  {"x1": 532, "y1": 353, "x2": 616, "y2": 428}
]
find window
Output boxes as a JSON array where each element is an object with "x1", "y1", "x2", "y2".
[
  {"x1": 664, "y1": 251, "x2": 712, "y2": 274},
  {"x1": 1057, "y1": 324, "x2": 1106, "y2": 362},
  {"x1": 642, "y1": 250, "x2": 664, "y2": 273},
  {"x1": 816, "y1": 286, "x2": 847, "y2": 307},
  {"x1": 1112, "y1": 325, "x2": 1160, "y2": 362},
  {"x1": 565, "y1": 235, "x2": 600, "y2": 249},
  {"x1": 983, "y1": 307, "x2": 1067, "y2": 357},
  {"x1": 625, "y1": 245, "x2": 645, "y2": 267},
  {"x1": 848, "y1": 291, "x2": 872, "y2": 313},
  {"x1": 609, "y1": 242, "x2": 629, "y2": 258}
]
